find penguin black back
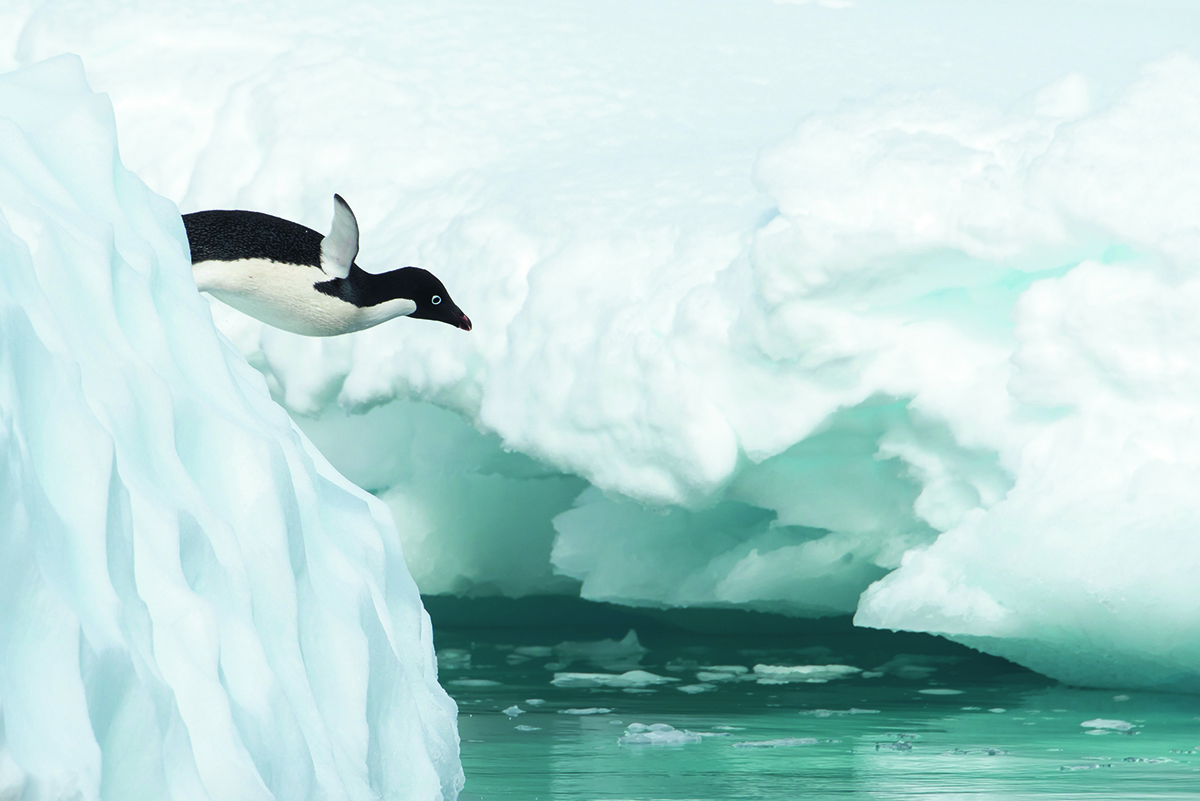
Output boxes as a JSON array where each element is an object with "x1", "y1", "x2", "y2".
[
  {"x1": 183, "y1": 210, "x2": 323, "y2": 267},
  {"x1": 184, "y1": 195, "x2": 472, "y2": 335}
]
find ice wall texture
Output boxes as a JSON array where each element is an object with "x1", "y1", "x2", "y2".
[
  {"x1": 0, "y1": 57, "x2": 461, "y2": 800},
  {"x1": 8, "y1": 0, "x2": 1200, "y2": 691}
]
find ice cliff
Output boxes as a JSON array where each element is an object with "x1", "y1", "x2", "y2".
[
  {"x1": 6, "y1": 0, "x2": 1200, "y2": 694},
  {"x1": 0, "y1": 57, "x2": 461, "y2": 800}
]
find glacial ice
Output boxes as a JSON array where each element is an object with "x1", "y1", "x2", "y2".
[
  {"x1": 0, "y1": 57, "x2": 460, "y2": 800},
  {"x1": 7, "y1": 0, "x2": 1200, "y2": 693}
]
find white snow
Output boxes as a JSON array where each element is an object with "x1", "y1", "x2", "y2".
[
  {"x1": 0, "y1": 56, "x2": 459, "y2": 801},
  {"x1": 6, "y1": 0, "x2": 1200, "y2": 692}
]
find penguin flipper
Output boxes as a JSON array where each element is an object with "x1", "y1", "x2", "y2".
[{"x1": 320, "y1": 193, "x2": 359, "y2": 279}]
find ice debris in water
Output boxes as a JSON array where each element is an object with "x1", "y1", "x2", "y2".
[
  {"x1": 695, "y1": 666, "x2": 750, "y2": 682},
  {"x1": 551, "y1": 670, "x2": 679, "y2": 688},
  {"x1": 871, "y1": 655, "x2": 955, "y2": 680},
  {"x1": 525, "y1": 698, "x2": 546, "y2": 706},
  {"x1": 515, "y1": 725, "x2": 541, "y2": 732},
  {"x1": 733, "y1": 738, "x2": 829, "y2": 748},
  {"x1": 0, "y1": 55, "x2": 462, "y2": 801},
  {"x1": 502, "y1": 706, "x2": 524, "y2": 717},
  {"x1": 516, "y1": 646, "x2": 555, "y2": 658},
  {"x1": 800, "y1": 708, "x2": 881, "y2": 717},
  {"x1": 558, "y1": 708, "x2": 614, "y2": 715},
  {"x1": 944, "y1": 748, "x2": 1008, "y2": 756},
  {"x1": 437, "y1": 648, "x2": 472, "y2": 670},
  {"x1": 876, "y1": 734, "x2": 920, "y2": 752},
  {"x1": 677, "y1": 684, "x2": 717, "y2": 694},
  {"x1": 752, "y1": 664, "x2": 861, "y2": 684},
  {"x1": 876, "y1": 741, "x2": 914, "y2": 752},
  {"x1": 919, "y1": 688, "x2": 965, "y2": 695},
  {"x1": 1060, "y1": 763, "x2": 1112, "y2": 771},
  {"x1": 620, "y1": 724, "x2": 703, "y2": 746},
  {"x1": 1081, "y1": 719, "x2": 1135, "y2": 731},
  {"x1": 451, "y1": 679, "x2": 502, "y2": 687},
  {"x1": 553, "y1": 630, "x2": 648, "y2": 669}
]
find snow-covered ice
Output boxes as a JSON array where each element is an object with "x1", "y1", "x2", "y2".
[
  {"x1": 5, "y1": 0, "x2": 1200, "y2": 694},
  {"x1": 0, "y1": 55, "x2": 459, "y2": 801}
]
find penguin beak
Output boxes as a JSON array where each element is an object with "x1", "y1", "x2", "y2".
[{"x1": 453, "y1": 309, "x2": 472, "y2": 331}]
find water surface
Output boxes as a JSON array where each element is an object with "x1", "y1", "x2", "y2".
[{"x1": 428, "y1": 598, "x2": 1200, "y2": 800}]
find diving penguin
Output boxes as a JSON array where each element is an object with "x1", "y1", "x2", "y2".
[{"x1": 184, "y1": 194, "x2": 472, "y2": 336}]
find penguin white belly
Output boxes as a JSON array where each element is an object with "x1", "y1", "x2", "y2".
[{"x1": 193, "y1": 258, "x2": 416, "y2": 336}]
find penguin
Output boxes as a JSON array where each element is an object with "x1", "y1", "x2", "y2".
[{"x1": 184, "y1": 194, "x2": 471, "y2": 336}]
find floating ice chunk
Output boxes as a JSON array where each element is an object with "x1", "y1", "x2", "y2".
[
  {"x1": 502, "y1": 705, "x2": 524, "y2": 717},
  {"x1": 551, "y1": 670, "x2": 679, "y2": 688},
  {"x1": 733, "y1": 738, "x2": 820, "y2": 748},
  {"x1": 559, "y1": 708, "x2": 614, "y2": 715},
  {"x1": 752, "y1": 664, "x2": 861, "y2": 684},
  {"x1": 515, "y1": 725, "x2": 541, "y2": 732},
  {"x1": 678, "y1": 684, "x2": 716, "y2": 694},
  {"x1": 800, "y1": 708, "x2": 881, "y2": 717},
  {"x1": 555, "y1": 630, "x2": 648, "y2": 669},
  {"x1": 1060, "y1": 764, "x2": 1111, "y2": 771},
  {"x1": 620, "y1": 723, "x2": 703, "y2": 746},
  {"x1": 918, "y1": 689, "x2": 964, "y2": 695},
  {"x1": 872, "y1": 655, "x2": 957, "y2": 680},
  {"x1": 876, "y1": 741, "x2": 914, "y2": 752},
  {"x1": 525, "y1": 698, "x2": 546, "y2": 706},
  {"x1": 515, "y1": 646, "x2": 555, "y2": 658},
  {"x1": 437, "y1": 648, "x2": 472, "y2": 670},
  {"x1": 696, "y1": 666, "x2": 750, "y2": 682},
  {"x1": 1081, "y1": 719, "x2": 1134, "y2": 731},
  {"x1": 451, "y1": 679, "x2": 502, "y2": 687}
]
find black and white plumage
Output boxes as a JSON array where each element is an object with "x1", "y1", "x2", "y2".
[{"x1": 184, "y1": 194, "x2": 472, "y2": 336}]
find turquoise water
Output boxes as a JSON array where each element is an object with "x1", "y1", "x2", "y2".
[{"x1": 429, "y1": 599, "x2": 1200, "y2": 800}]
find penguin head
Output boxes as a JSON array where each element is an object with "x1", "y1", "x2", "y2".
[{"x1": 390, "y1": 266, "x2": 472, "y2": 331}]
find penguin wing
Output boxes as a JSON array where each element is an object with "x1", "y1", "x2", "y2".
[{"x1": 320, "y1": 193, "x2": 359, "y2": 279}]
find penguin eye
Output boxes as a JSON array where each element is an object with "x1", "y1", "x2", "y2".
[{"x1": 431, "y1": 295, "x2": 442, "y2": 305}]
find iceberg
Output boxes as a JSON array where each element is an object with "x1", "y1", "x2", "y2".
[
  {"x1": 8, "y1": 0, "x2": 1200, "y2": 693},
  {"x1": 0, "y1": 57, "x2": 460, "y2": 799}
]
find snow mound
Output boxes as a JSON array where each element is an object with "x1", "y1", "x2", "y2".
[{"x1": 0, "y1": 56, "x2": 460, "y2": 801}]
